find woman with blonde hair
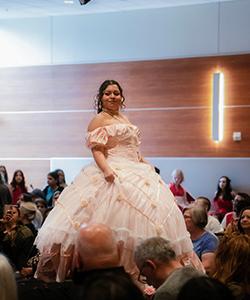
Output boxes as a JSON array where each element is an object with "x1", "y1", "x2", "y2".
[
  {"x1": 213, "y1": 233, "x2": 250, "y2": 299},
  {"x1": 169, "y1": 169, "x2": 195, "y2": 210},
  {"x1": 0, "y1": 254, "x2": 17, "y2": 300}
]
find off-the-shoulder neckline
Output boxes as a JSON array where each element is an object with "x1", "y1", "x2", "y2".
[{"x1": 87, "y1": 123, "x2": 137, "y2": 134}]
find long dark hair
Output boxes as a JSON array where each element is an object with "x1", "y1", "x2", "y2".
[
  {"x1": 94, "y1": 80, "x2": 125, "y2": 113},
  {"x1": 238, "y1": 206, "x2": 250, "y2": 234},
  {"x1": 215, "y1": 176, "x2": 233, "y2": 201},
  {"x1": 10, "y1": 169, "x2": 27, "y2": 192},
  {"x1": 0, "y1": 165, "x2": 8, "y2": 184}
]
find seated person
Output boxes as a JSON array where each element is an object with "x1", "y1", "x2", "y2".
[
  {"x1": 43, "y1": 171, "x2": 64, "y2": 207},
  {"x1": 222, "y1": 192, "x2": 250, "y2": 231},
  {"x1": 0, "y1": 205, "x2": 34, "y2": 272},
  {"x1": 0, "y1": 172, "x2": 12, "y2": 218},
  {"x1": 194, "y1": 196, "x2": 224, "y2": 234},
  {"x1": 134, "y1": 237, "x2": 204, "y2": 300},
  {"x1": 237, "y1": 206, "x2": 250, "y2": 236},
  {"x1": 76, "y1": 271, "x2": 144, "y2": 300},
  {"x1": 19, "y1": 193, "x2": 43, "y2": 230},
  {"x1": 19, "y1": 202, "x2": 38, "y2": 237},
  {"x1": 35, "y1": 198, "x2": 48, "y2": 223},
  {"x1": 212, "y1": 176, "x2": 235, "y2": 222},
  {"x1": 183, "y1": 206, "x2": 219, "y2": 275},
  {"x1": 213, "y1": 233, "x2": 250, "y2": 299},
  {"x1": 18, "y1": 223, "x2": 136, "y2": 300},
  {"x1": 177, "y1": 276, "x2": 234, "y2": 300},
  {"x1": 169, "y1": 169, "x2": 195, "y2": 210},
  {"x1": 0, "y1": 253, "x2": 18, "y2": 300}
]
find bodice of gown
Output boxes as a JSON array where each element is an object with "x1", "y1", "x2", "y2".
[{"x1": 86, "y1": 123, "x2": 141, "y2": 162}]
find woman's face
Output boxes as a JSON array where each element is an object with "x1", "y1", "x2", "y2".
[
  {"x1": 57, "y1": 171, "x2": 65, "y2": 184},
  {"x1": 173, "y1": 174, "x2": 183, "y2": 186},
  {"x1": 0, "y1": 166, "x2": 6, "y2": 174},
  {"x1": 36, "y1": 203, "x2": 46, "y2": 216},
  {"x1": 219, "y1": 177, "x2": 227, "y2": 190},
  {"x1": 4, "y1": 206, "x2": 20, "y2": 223},
  {"x1": 101, "y1": 84, "x2": 122, "y2": 113},
  {"x1": 15, "y1": 171, "x2": 23, "y2": 184},
  {"x1": 183, "y1": 210, "x2": 195, "y2": 232},
  {"x1": 47, "y1": 175, "x2": 57, "y2": 187},
  {"x1": 240, "y1": 209, "x2": 250, "y2": 231}
]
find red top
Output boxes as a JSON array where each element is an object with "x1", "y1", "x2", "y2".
[
  {"x1": 12, "y1": 186, "x2": 27, "y2": 205},
  {"x1": 213, "y1": 196, "x2": 233, "y2": 221},
  {"x1": 169, "y1": 182, "x2": 185, "y2": 197}
]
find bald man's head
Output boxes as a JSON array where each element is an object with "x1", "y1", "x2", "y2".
[{"x1": 74, "y1": 224, "x2": 121, "y2": 271}]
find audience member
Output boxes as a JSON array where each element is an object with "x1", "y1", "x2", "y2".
[
  {"x1": 76, "y1": 271, "x2": 145, "y2": 300},
  {"x1": 35, "y1": 198, "x2": 48, "y2": 222},
  {"x1": 51, "y1": 190, "x2": 61, "y2": 207},
  {"x1": 10, "y1": 170, "x2": 28, "y2": 205},
  {"x1": 0, "y1": 205, "x2": 34, "y2": 271},
  {"x1": 134, "y1": 237, "x2": 204, "y2": 300},
  {"x1": 43, "y1": 171, "x2": 64, "y2": 207},
  {"x1": 0, "y1": 253, "x2": 18, "y2": 300},
  {"x1": 19, "y1": 201, "x2": 38, "y2": 236},
  {"x1": 19, "y1": 223, "x2": 135, "y2": 300},
  {"x1": 194, "y1": 196, "x2": 224, "y2": 234},
  {"x1": 73, "y1": 223, "x2": 122, "y2": 273},
  {"x1": 183, "y1": 206, "x2": 219, "y2": 275},
  {"x1": 237, "y1": 206, "x2": 250, "y2": 236},
  {"x1": 0, "y1": 172, "x2": 12, "y2": 218},
  {"x1": 30, "y1": 189, "x2": 45, "y2": 201},
  {"x1": 0, "y1": 165, "x2": 9, "y2": 185},
  {"x1": 177, "y1": 276, "x2": 234, "y2": 300},
  {"x1": 55, "y1": 169, "x2": 68, "y2": 189},
  {"x1": 169, "y1": 169, "x2": 195, "y2": 210},
  {"x1": 222, "y1": 193, "x2": 250, "y2": 232},
  {"x1": 212, "y1": 176, "x2": 235, "y2": 222},
  {"x1": 213, "y1": 233, "x2": 250, "y2": 299},
  {"x1": 19, "y1": 193, "x2": 43, "y2": 230}
]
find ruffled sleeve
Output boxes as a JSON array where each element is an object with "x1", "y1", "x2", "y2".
[{"x1": 86, "y1": 127, "x2": 109, "y2": 149}]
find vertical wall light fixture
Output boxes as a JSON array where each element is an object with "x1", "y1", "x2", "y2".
[{"x1": 212, "y1": 72, "x2": 224, "y2": 142}]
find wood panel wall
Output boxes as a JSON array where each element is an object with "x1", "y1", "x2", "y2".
[{"x1": 0, "y1": 54, "x2": 250, "y2": 188}]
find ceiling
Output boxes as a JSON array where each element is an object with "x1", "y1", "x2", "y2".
[{"x1": 0, "y1": 0, "x2": 233, "y2": 19}]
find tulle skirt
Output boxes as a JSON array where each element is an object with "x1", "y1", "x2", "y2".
[{"x1": 35, "y1": 157, "x2": 197, "y2": 282}]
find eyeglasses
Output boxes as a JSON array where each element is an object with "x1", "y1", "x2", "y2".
[{"x1": 137, "y1": 262, "x2": 147, "y2": 284}]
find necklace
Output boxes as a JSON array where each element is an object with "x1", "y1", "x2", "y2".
[
  {"x1": 101, "y1": 109, "x2": 131, "y2": 126},
  {"x1": 102, "y1": 109, "x2": 122, "y2": 121}
]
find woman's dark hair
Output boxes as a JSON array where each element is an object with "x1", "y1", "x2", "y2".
[
  {"x1": 177, "y1": 277, "x2": 234, "y2": 300},
  {"x1": 48, "y1": 171, "x2": 59, "y2": 185},
  {"x1": 238, "y1": 206, "x2": 250, "y2": 233},
  {"x1": 215, "y1": 176, "x2": 233, "y2": 201},
  {"x1": 55, "y1": 169, "x2": 66, "y2": 184},
  {"x1": 95, "y1": 80, "x2": 125, "y2": 113},
  {"x1": 10, "y1": 169, "x2": 27, "y2": 191},
  {"x1": 0, "y1": 165, "x2": 8, "y2": 184},
  {"x1": 234, "y1": 194, "x2": 250, "y2": 217}
]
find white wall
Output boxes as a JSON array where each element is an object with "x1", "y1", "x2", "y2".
[
  {"x1": 0, "y1": 0, "x2": 250, "y2": 67},
  {"x1": 51, "y1": 157, "x2": 250, "y2": 200}
]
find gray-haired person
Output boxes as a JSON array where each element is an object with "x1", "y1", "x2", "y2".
[{"x1": 134, "y1": 237, "x2": 204, "y2": 300}]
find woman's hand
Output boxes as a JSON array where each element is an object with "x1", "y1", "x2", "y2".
[{"x1": 104, "y1": 168, "x2": 117, "y2": 183}]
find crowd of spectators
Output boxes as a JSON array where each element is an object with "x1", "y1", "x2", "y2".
[{"x1": 0, "y1": 165, "x2": 249, "y2": 300}]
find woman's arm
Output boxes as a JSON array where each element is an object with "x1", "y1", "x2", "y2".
[{"x1": 92, "y1": 146, "x2": 116, "y2": 183}]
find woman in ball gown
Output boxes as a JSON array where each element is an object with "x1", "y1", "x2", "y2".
[{"x1": 34, "y1": 80, "x2": 201, "y2": 282}]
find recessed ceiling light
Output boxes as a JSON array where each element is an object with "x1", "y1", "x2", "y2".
[{"x1": 64, "y1": 0, "x2": 74, "y2": 4}]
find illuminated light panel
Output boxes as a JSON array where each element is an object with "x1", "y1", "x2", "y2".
[{"x1": 212, "y1": 72, "x2": 224, "y2": 142}]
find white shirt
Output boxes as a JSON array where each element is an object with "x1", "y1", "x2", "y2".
[{"x1": 205, "y1": 215, "x2": 224, "y2": 234}]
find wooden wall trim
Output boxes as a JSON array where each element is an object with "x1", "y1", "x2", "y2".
[{"x1": 1, "y1": 54, "x2": 250, "y2": 186}]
